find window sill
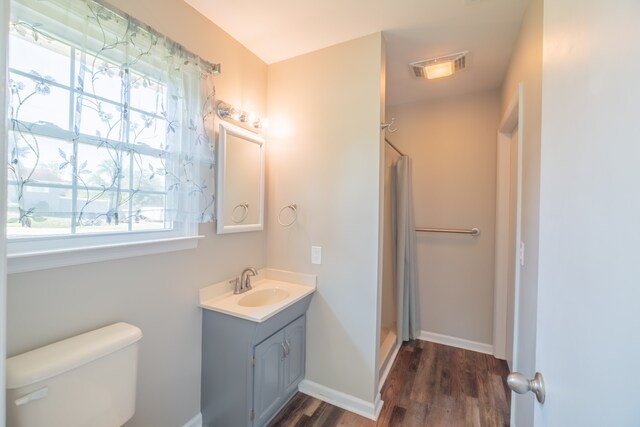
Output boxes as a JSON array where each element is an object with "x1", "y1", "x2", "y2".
[{"x1": 7, "y1": 235, "x2": 204, "y2": 274}]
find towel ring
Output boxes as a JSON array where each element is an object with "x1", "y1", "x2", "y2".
[
  {"x1": 231, "y1": 203, "x2": 249, "y2": 223},
  {"x1": 278, "y1": 203, "x2": 297, "y2": 227}
]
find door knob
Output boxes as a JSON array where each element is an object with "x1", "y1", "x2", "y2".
[{"x1": 507, "y1": 371, "x2": 545, "y2": 403}]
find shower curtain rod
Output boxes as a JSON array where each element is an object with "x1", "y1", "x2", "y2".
[
  {"x1": 416, "y1": 227, "x2": 480, "y2": 236},
  {"x1": 385, "y1": 137, "x2": 405, "y2": 156}
]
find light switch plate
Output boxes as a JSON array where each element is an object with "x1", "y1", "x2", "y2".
[{"x1": 311, "y1": 246, "x2": 322, "y2": 264}]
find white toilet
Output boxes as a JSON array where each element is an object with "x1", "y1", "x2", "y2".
[{"x1": 6, "y1": 322, "x2": 143, "y2": 427}]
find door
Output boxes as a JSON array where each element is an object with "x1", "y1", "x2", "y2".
[
  {"x1": 253, "y1": 316, "x2": 307, "y2": 426},
  {"x1": 253, "y1": 330, "x2": 285, "y2": 426},
  {"x1": 283, "y1": 316, "x2": 305, "y2": 397},
  {"x1": 510, "y1": 2, "x2": 640, "y2": 426}
]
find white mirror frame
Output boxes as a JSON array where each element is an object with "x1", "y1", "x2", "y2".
[{"x1": 216, "y1": 122, "x2": 266, "y2": 234}]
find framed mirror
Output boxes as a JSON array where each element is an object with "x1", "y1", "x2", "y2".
[{"x1": 216, "y1": 122, "x2": 265, "y2": 234}]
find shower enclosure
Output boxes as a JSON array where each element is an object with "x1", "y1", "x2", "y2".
[{"x1": 379, "y1": 142, "x2": 401, "y2": 378}]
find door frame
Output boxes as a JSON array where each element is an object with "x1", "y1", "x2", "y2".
[
  {"x1": 493, "y1": 84, "x2": 523, "y2": 363},
  {"x1": 1, "y1": 1, "x2": 10, "y2": 424}
]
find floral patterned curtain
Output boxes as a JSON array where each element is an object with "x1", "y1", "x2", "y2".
[{"x1": 7, "y1": 0, "x2": 217, "y2": 239}]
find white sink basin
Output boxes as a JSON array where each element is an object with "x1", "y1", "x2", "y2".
[
  {"x1": 199, "y1": 272, "x2": 316, "y2": 323},
  {"x1": 237, "y1": 288, "x2": 290, "y2": 307}
]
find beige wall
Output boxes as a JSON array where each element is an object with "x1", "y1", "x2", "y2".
[
  {"x1": 499, "y1": 0, "x2": 543, "y2": 424},
  {"x1": 387, "y1": 90, "x2": 500, "y2": 346},
  {"x1": 6, "y1": 1, "x2": 268, "y2": 426},
  {"x1": 266, "y1": 33, "x2": 384, "y2": 404}
]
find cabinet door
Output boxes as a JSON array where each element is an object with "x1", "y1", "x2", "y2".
[
  {"x1": 253, "y1": 330, "x2": 285, "y2": 426},
  {"x1": 283, "y1": 316, "x2": 306, "y2": 397}
]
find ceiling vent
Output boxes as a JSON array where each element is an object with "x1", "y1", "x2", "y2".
[{"x1": 410, "y1": 51, "x2": 468, "y2": 79}]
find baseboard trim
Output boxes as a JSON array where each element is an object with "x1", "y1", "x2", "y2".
[
  {"x1": 378, "y1": 342, "x2": 401, "y2": 393},
  {"x1": 298, "y1": 379, "x2": 383, "y2": 420},
  {"x1": 182, "y1": 412, "x2": 202, "y2": 427},
  {"x1": 418, "y1": 331, "x2": 493, "y2": 355}
]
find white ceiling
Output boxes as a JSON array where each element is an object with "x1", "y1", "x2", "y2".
[{"x1": 184, "y1": 0, "x2": 528, "y2": 106}]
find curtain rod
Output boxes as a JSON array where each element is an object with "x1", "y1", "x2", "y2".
[
  {"x1": 385, "y1": 137, "x2": 405, "y2": 156},
  {"x1": 95, "y1": 0, "x2": 221, "y2": 75}
]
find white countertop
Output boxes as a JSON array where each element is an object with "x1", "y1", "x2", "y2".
[{"x1": 199, "y1": 269, "x2": 316, "y2": 323}]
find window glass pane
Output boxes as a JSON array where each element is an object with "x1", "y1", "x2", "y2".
[
  {"x1": 76, "y1": 141, "x2": 131, "y2": 194},
  {"x1": 7, "y1": 183, "x2": 73, "y2": 237},
  {"x1": 130, "y1": 72, "x2": 164, "y2": 113},
  {"x1": 9, "y1": 72, "x2": 70, "y2": 129},
  {"x1": 132, "y1": 153, "x2": 166, "y2": 192},
  {"x1": 76, "y1": 94, "x2": 124, "y2": 140},
  {"x1": 129, "y1": 111, "x2": 166, "y2": 151},
  {"x1": 7, "y1": 133, "x2": 75, "y2": 237},
  {"x1": 131, "y1": 193, "x2": 168, "y2": 231},
  {"x1": 77, "y1": 56, "x2": 124, "y2": 105},
  {"x1": 8, "y1": 133, "x2": 75, "y2": 185},
  {"x1": 75, "y1": 189, "x2": 129, "y2": 233},
  {"x1": 9, "y1": 33, "x2": 71, "y2": 86}
]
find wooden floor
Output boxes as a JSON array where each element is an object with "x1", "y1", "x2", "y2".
[{"x1": 268, "y1": 340, "x2": 511, "y2": 427}]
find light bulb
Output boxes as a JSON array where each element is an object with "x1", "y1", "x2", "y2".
[{"x1": 425, "y1": 61, "x2": 454, "y2": 79}]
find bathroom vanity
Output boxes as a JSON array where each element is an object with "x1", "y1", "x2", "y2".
[{"x1": 199, "y1": 269, "x2": 316, "y2": 427}]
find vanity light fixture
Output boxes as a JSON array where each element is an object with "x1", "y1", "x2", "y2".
[
  {"x1": 216, "y1": 100, "x2": 265, "y2": 132},
  {"x1": 410, "y1": 51, "x2": 468, "y2": 80}
]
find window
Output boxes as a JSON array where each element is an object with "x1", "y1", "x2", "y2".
[{"x1": 6, "y1": 0, "x2": 218, "y2": 272}]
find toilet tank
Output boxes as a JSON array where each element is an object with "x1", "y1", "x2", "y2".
[{"x1": 6, "y1": 322, "x2": 143, "y2": 427}]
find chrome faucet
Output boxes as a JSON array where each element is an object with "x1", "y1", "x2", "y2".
[{"x1": 232, "y1": 267, "x2": 257, "y2": 294}]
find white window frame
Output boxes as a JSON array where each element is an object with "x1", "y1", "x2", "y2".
[
  {"x1": 7, "y1": 232, "x2": 202, "y2": 274},
  {"x1": 6, "y1": 4, "x2": 205, "y2": 273}
]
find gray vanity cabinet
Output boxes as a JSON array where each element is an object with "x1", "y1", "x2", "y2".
[
  {"x1": 253, "y1": 315, "x2": 305, "y2": 426},
  {"x1": 283, "y1": 317, "x2": 305, "y2": 395},
  {"x1": 201, "y1": 294, "x2": 312, "y2": 427}
]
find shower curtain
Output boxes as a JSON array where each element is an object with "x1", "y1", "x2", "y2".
[{"x1": 392, "y1": 156, "x2": 420, "y2": 341}]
